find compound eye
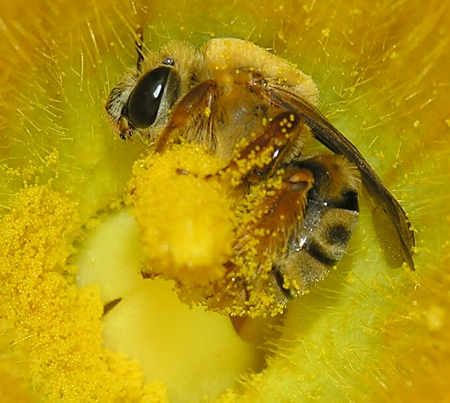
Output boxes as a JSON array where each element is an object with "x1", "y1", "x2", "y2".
[{"x1": 125, "y1": 66, "x2": 171, "y2": 128}]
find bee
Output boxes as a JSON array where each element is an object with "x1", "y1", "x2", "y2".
[{"x1": 106, "y1": 31, "x2": 415, "y2": 316}]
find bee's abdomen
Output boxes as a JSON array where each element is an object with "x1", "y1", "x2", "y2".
[{"x1": 272, "y1": 194, "x2": 359, "y2": 301}]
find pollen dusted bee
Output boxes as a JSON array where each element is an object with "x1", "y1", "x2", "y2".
[{"x1": 106, "y1": 32, "x2": 415, "y2": 316}]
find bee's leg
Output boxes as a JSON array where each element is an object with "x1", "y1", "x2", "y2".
[
  {"x1": 135, "y1": 26, "x2": 145, "y2": 72},
  {"x1": 218, "y1": 111, "x2": 310, "y2": 185},
  {"x1": 153, "y1": 80, "x2": 218, "y2": 153},
  {"x1": 210, "y1": 163, "x2": 315, "y2": 316}
]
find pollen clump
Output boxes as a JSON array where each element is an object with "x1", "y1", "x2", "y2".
[
  {"x1": 128, "y1": 139, "x2": 292, "y2": 318},
  {"x1": 129, "y1": 144, "x2": 234, "y2": 290}
]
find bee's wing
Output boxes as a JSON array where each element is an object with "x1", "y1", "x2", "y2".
[{"x1": 268, "y1": 85, "x2": 415, "y2": 270}]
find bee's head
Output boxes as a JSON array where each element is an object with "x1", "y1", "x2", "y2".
[{"x1": 105, "y1": 41, "x2": 198, "y2": 141}]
